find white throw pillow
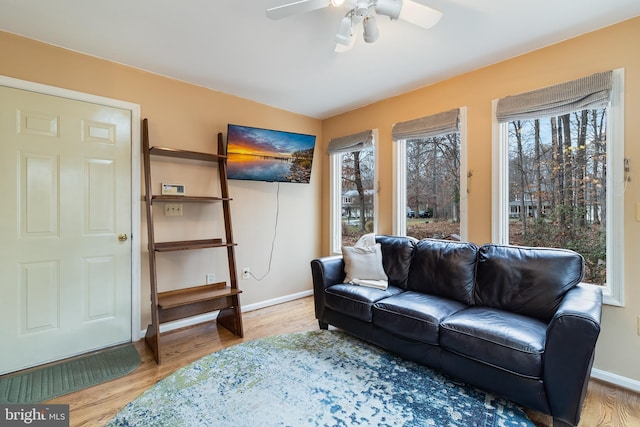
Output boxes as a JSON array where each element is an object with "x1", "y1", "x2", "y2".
[
  {"x1": 342, "y1": 244, "x2": 388, "y2": 289},
  {"x1": 354, "y1": 233, "x2": 376, "y2": 248}
]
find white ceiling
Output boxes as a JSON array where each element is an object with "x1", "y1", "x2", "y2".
[{"x1": 1, "y1": 0, "x2": 639, "y2": 119}]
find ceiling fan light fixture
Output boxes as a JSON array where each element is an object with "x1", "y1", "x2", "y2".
[
  {"x1": 335, "y1": 15, "x2": 353, "y2": 46},
  {"x1": 335, "y1": 36, "x2": 356, "y2": 52},
  {"x1": 355, "y1": 0, "x2": 370, "y2": 17},
  {"x1": 374, "y1": 0, "x2": 402, "y2": 20},
  {"x1": 330, "y1": 0, "x2": 346, "y2": 6},
  {"x1": 362, "y1": 15, "x2": 379, "y2": 43}
]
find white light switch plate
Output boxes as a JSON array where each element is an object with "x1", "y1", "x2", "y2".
[{"x1": 165, "y1": 203, "x2": 183, "y2": 216}]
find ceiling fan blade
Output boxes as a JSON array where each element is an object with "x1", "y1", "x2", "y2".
[
  {"x1": 266, "y1": 0, "x2": 332, "y2": 20},
  {"x1": 399, "y1": 0, "x2": 443, "y2": 29}
]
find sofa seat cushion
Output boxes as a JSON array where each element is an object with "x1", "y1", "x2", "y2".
[
  {"x1": 440, "y1": 307, "x2": 547, "y2": 379},
  {"x1": 373, "y1": 291, "x2": 467, "y2": 344},
  {"x1": 324, "y1": 284, "x2": 404, "y2": 322}
]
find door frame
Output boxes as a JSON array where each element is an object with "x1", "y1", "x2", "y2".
[{"x1": 0, "y1": 75, "x2": 142, "y2": 341}]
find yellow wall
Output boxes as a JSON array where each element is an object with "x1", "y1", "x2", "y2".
[
  {"x1": 321, "y1": 17, "x2": 640, "y2": 382},
  {"x1": 0, "y1": 30, "x2": 323, "y2": 328}
]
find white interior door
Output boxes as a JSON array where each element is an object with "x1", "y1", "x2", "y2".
[{"x1": 0, "y1": 85, "x2": 133, "y2": 374}]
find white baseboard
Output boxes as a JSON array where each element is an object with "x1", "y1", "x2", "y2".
[
  {"x1": 591, "y1": 368, "x2": 640, "y2": 393},
  {"x1": 137, "y1": 289, "x2": 314, "y2": 338},
  {"x1": 241, "y1": 289, "x2": 314, "y2": 313}
]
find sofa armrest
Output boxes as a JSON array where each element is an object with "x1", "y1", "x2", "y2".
[
  {"x1": 311, "y1": 256, "x2": 345, "y2": 290},
  {"x1": 310, "y1": 256, "x2": 345, "y2": 324},
  {"x1": 544, "y1": 283, "x2": 602, "y2": 426}
]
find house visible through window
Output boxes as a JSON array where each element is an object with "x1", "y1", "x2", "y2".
[
  {"x1": 329, "y1": 130, "x2": 377, "y2": 252},
  {"x1": 507, "y1": 112, "x2": 607, "y2": 285},
  {"x1": 493, "y1": 70, "x2": 624, "y2": 305}
]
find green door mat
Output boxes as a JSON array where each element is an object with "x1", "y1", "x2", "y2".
[{"x1": 0, "y1": 344, "x2": 141, "y2": 404}]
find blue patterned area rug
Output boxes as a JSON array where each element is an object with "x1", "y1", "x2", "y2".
[{"x1": 107, "y1": 330, "x2": 534, "y2": 427}]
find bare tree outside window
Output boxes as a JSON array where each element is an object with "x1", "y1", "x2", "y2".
[
  {"x1": 507, "y1": 108, "x2": 607, "y2": 286},
  {"x1": 405, "y1": 133, "x2": 461, "y2": 240},
  {"x1": 341, "y1": 148, "x2": 375, "y2": 246}
]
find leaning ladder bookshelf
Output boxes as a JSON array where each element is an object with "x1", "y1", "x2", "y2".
[{"x1": 142, "y1": 118, "x2": 243, "y2": 364}]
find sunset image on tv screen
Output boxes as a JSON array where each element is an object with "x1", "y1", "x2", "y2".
[{"x1": 226, "y1": 124, "x2": 316, "y2": 183}]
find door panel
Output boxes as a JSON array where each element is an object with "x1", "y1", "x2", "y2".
[
  {"x1": 86, "y1": 159, "x2": 115, "y2": 233},
  {"x1": 0, "y1": 85, "x2": 132, "y2": 374},
  {"x1": 21, "y1": 153, "x2": 58, "y2": 236},
  {"x1": 20, "y1": 261, "x2": 59, "y2": 333},
  {"x1": 85, "y1": 255, "x2": 116, "y2": 320}
]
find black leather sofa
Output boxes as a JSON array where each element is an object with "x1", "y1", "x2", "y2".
[{"x1": 311, "y1": 236, "x2": 603, "y2": 427}]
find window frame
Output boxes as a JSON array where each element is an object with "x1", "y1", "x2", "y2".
[
  {"x1": 329, "y1": 129, "x2": 379, "y2": 255},
  {"x1": 393, "y1": 107, "x2": 469, "y2": 240},
  {"x1": 491, "y1": 69, "x2": 625, "y2": 306}
]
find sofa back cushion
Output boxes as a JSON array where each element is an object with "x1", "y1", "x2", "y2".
[
  {"x1": 406, "y1": 238, "x2": 479, "y2": 305},
  {"x1": 475, "y1": 244, "x2": 585, "y2": 321},
  {"x1": 375, "y1": 235, "x2": 417, "y2": 290}
]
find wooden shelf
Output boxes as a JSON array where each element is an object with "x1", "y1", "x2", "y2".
[
  {"x1": 157, "y1": 282, "x2": 242, "y2": 310},
  {"x1": 149, "y1": 146, "x2": 226, "y2": 162},
  {"x1": 150, "y1": 195, "x2": 231, "y2": 203},
  {"x1": 154, "y1": 239, "x2": 235, "y2": 252},
  {"x1": 143, "y1": 118, "x2": 242, "y2": 364}
]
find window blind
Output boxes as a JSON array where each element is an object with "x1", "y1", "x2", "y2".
[
  {"x1": 391, "y1": 108, "x2": 459, "y2": 140},
  {"x1": 327, "y1": 130, "x2": 373, "y2": 154},
  {"x1": 496, "y1": 71, "x2": 613, "y2": 122}
]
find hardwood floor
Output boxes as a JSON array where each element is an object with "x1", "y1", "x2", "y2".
[
  {"x1": 44, "y1": 296, "x2": 640, "y2": 427},
  {"x1": 526, "y1": 379, "x2": 640, "y2": 427}
]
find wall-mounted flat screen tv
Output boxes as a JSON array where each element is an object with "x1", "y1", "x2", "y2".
[{"x1": 226, "y1": 124, "x2": 316, "y2": 183}]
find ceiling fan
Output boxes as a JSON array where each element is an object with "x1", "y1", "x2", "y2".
[{"x1": 266, "y1": 0, "x2": 443, "y2": 52}]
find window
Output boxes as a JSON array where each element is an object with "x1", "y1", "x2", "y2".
[
  {"x1": 329, "y1": 130, "x2": 377, "y2": 253},
  {"x1": 492, "y1": 70, "x2": 624, "y2": 305},
  {"x1": 393, "y1": 108, "x2": 468, "y2": 240}
]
